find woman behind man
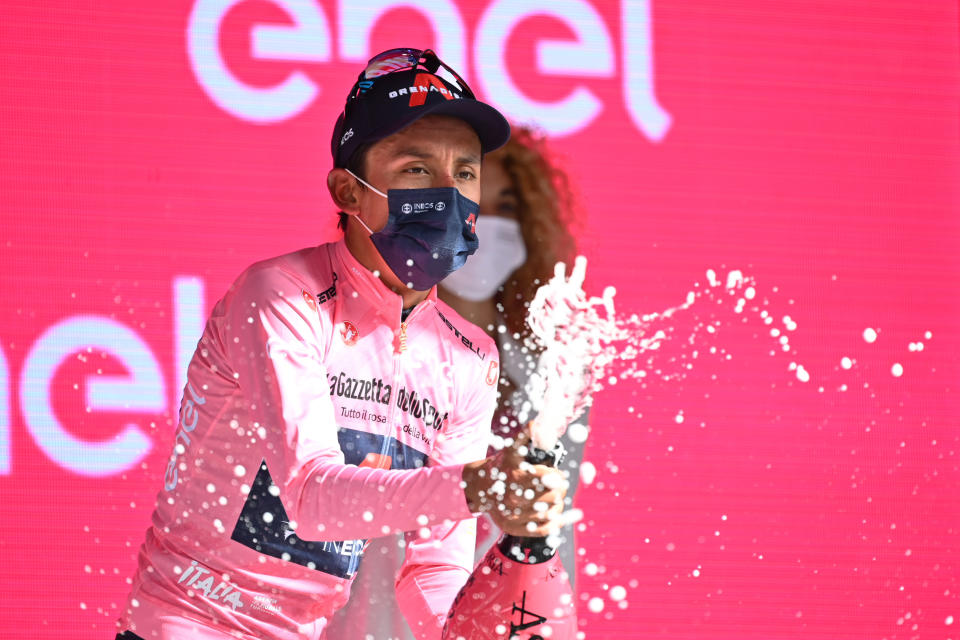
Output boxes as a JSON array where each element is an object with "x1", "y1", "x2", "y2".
[
  {"x1": 326, "y1": 125, "x2": 586, "y2": 639},
  {"x1": 439, "y1": 125, "x2": 585, "y2": 574}
]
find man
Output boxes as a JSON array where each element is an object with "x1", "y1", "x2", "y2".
[{"x1": 117, "y1": 48, "x2": 566, "y2": 640}]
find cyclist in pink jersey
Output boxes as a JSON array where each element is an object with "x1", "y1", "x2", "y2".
[{"x1": 117, "y1": 48, "x2": 568, "y2": 640}]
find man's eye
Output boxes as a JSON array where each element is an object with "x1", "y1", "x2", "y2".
[
  {"x1": 458, "y1": 170, "x2": 477, "y2": 180},
  {"x1": 405, "y1": 167, "x2": 428, "y2": 174}
]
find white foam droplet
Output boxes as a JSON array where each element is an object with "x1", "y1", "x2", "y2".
[
  {"x1": 567, "y1": 422, "x2": 589, "y2": 444},
  {"x1": 580, "y1": 461, "x2": 597, "y2": 485},
  {"x1": 609, "y1": 585, "x2": 627, "y2": 601},
  {"x1": 584, "y1": 563, "x2": 598, "y2": 576},
  {"x1": 841, "y1": 357, "x2": 852, "y2": 370},
  {"x1": 863, "y1": 327, "x2": 878, "y2": 343},
  {"x1": 706, "y1": 269, "x2": 719, "y2": 286},
  {"x1": 233, "y1": 465, "x2": 246, "y2": 477},
  {"x1": 725, "y1": 270, "x2": 743, "y2": 289},
  {"x1": 744, "y1": 286, "x2": 756, "y2": 300},
  {"x1": 796, "y1": 366, "x2": 810, "y2": 383},
  {"x1": 588, "y1": 597, "x2": 604, "y2": 613},
  {"x1": 891, "y1": 363, "x2": 904, "y2": 377}
]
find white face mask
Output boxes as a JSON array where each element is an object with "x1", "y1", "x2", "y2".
[{"x1": 442, "y1": 216, "x2": 527, "y2": 301}]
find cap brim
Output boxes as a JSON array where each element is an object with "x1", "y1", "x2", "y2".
[{"x1": 367, "y1": 98, "x2": 511, "y2": 156}]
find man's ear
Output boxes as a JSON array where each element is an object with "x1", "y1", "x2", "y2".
[{"x1": 327, "y1": 168, "x2": 362, "y2": 215}]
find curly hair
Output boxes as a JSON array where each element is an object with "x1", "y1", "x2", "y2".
[{"x1": 493, "y1": 125, "x2": 580, "y2": 336}]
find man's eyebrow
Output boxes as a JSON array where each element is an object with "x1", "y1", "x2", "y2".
[
  {"x1": 391, "y1": 146, "x2": 481, "y2": 165},
  {"x1": 393, "y1": 146, "x2": 432, "y2": 160}
]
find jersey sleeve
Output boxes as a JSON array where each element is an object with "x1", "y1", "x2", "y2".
[
  {"x1": 221, "y1": 264, "x2": 474, "y2": 542},
  {"x1": 395, "y1": 337, "x2": 500, "y2": 639}
]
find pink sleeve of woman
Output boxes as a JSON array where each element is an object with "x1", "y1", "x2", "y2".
[{"x1": 394, "y1": 339, "x2": 498, "y2": 639}]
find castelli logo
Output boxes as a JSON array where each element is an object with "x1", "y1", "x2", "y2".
[
  {"x1": 340, "y1": 321, "x2": 359, "y2": 346},
  {"x1": 401, "y1": 203, "x2": 413, "y2": 214},
  {"x1": 436, "y1": 201, "x2": 445, "y2": 211}
]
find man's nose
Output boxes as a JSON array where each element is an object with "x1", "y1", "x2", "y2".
[{"x1": 432, "y1": 172, "x2": 457, "y2": 189}]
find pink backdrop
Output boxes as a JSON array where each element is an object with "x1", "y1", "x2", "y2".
[{"x1": 1, "y1": 1, "x2": 958, "y2": 637}]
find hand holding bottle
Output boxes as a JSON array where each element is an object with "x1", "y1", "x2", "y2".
[{"x1": 461, "y1": 430, "x2": 569, "y2": 537}]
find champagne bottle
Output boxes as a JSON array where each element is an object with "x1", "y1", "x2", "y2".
[{"x1": 443, "y1": 442, "x2": 577, "y2": 640}]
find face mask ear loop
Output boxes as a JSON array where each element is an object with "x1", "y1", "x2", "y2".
[
  {"x1": 343, "y1": 168, "x2": 386, "y2": 235},
  {"x1": 344, "y1": 168, "x2": 388, "y2": 199},
  {"x1": 353, "y1": 213, "x2": 375, "y2": 235}
]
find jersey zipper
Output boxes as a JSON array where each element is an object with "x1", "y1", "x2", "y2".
[
  {"x1": 398, "y1": 321, "x2": 408, "y2": 354},
  {"x1": 382, "y1": 313, "x2": 408, "y2": 465},
  {"x1": 382, "y1": 302, "x2": 431, "y2": 464}
]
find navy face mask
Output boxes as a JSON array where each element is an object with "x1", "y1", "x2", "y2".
[{"x1": 345, "y1": 169, "x2": 480, "y2": 291}]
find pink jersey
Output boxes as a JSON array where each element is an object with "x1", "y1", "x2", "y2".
[{"x1": 119, "y1": 239, "x2": 499, "y2": 640}]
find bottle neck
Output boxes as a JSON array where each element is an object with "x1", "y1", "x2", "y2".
[
  {"x1": 498, "y1": 534, "x2": 559, "y2": 565},
  {"x1": 496, "y1": 439, "x2": 567, "y2": 564}
]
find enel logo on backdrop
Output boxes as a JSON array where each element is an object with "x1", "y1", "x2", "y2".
[
  {"x1": 0, "y1": 278, "x2": 206, "y2": 478},
  {"x1": 186, "y1": 0, "x2": 672, "y2": 140}
]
